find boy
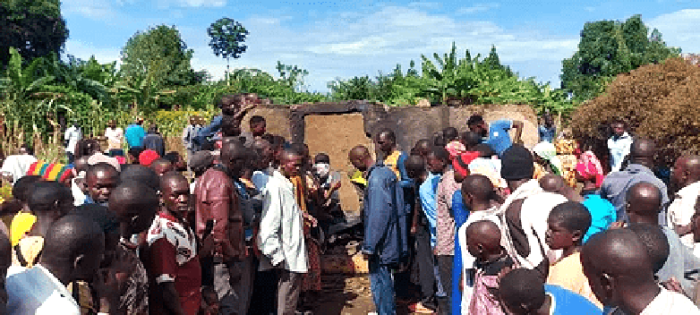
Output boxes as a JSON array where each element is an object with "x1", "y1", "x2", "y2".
[
  {"x1": 499, "y1": 268, "x2": 601, "y2": 315},
  {"x1": 465, "y1": 220, "x2": 514, "y2": 314},
  {"x1": 545, "y1": 201, "x2": 601, "y2": 308}
]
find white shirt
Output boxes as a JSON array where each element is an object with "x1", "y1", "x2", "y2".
[
  {"x1": 607, "y1": 132, "x2": 633, "y2": 173},
  {"x1": 252, "y1": 167, "x2": 274, "y2": 192},
  {"x1": 257, "y1": 170, "x2": 308, "y2": 273},
  {"x1": 64, "y1": 126, "x2": 82, "y2": 154},
  {"x1": 71, "y1": 177, "x2": 86, "y2": 207},
  {"x1": 458, "y1": 206, "x2": 502, "y2": 313},
  {"x1": 6, "y1": 265, "x2": 80, "y2": 315},
  {"x1": 667, "y1": 181, "x2": 700, "y2": 248},
  {"x1": 104, "y1": 127, "x2": 123, "y2": 150},
  {"x1": 1, "y1": 154, "x2": 38, "y2": 184},
  {"x1": 640, "y1": 287, "x2": 700, "y2": 315}
]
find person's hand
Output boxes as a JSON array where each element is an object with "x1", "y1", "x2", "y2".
[
  {"x1": 609, "y1": 221, "x2": 626, "y2": 230},
  {"x1": 93, "y1": 268, "x2": 121, "y2": 314},
  {"x1": 410, "y1": 225, "x2": 417, "y2": 236},
  {"x1": 661, "y1": 277, "x2": 684, "y2": 294},
  {"x1": 200, "y1": 234, "x2": 216, "y2": 258}
]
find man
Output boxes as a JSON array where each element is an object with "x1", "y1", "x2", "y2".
[
  {"x1": 538, "y1": 112, "x2": 556, "y2": 143},
  {"x1": 607, "y1": 120, "x2": 633, "y2": 173},
  {"x1": 251, "y1": 139, "x2": 275, "y2": 191},
  {"x1": 348, "y1": 145, "x2": 375, "y2": 210},
  {"x1": 499, "y1": 145, "x2": 566, "y2": 274},
  {"x1": 194, "y1": 140, "x2": 247, "y2": 315},
  {"x1": 183, "y1": 116, "x2": 202, "y2": 160},
  {"x1": 84, "y1": 163, "x2": 120, "y2": 207},
  {"x1": 625, "y1": 182, "x2": 700, "y2": 298},
  {"x1": 240, "y1": 115, "x2": 266, "y2": 146},
  {"x1": 0, "y1": 144, "x2": 37, "y2": 184},
  {"x1": 146, "y1": 172, "x2": 202, "y2": 315},
  {"x1": 142, "y1": 124, "x2": 165, "y2": 157},
  {"x1": 581, "y1": 229, "x2": 700, "y2": 314},
  {"x1": 6, "y1": 215, "x2": 109, "y2": 315},
  {"x1": 195, "y1": 94, "x2": 257, "y2": 148},
  {"x1": 362, "y1": 152, "x2": 409, "y2": 315},
  {"x1": 109, "y1": 181, "x2": 160, "y2": 249},
  {"x1": 125, "y1": 118, "x2": 146, "y2": 149},
  {"x1": 12, "y1": 181, "x2": 74, "y2": 268},
  {"x1": 105, "y1": 120, "x2": 124, "y2": 156},
  {"x1": 257, "y1": 149, "x2": 308, "y2": 315},
  {"x1": 467, "y1": 114, "x2": 523, "y2": 156},
  {"x1": 64, "y1": 121, "x2": 82, "y2": 164},
  {"x1": 374, "y1": 128, "x2": 411, "y2": 188},
  {"x1": 668, "y1": 155, "x2": 700, "y2": 248},
  {"x1": 600, "y1": 139, "x2": 669, "y2": 224}
]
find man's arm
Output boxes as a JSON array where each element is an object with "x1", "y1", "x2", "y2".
[
  {"x1": 397, "y1": 152, "x2": 414, "y2": 189},
  {"x1": 207, "y1": 180, "x2": 234, "y2": 258},
  {"x1": 257, "y1": 184, "x2": 284, "y2": 266},
  {"x1": 193, "y1": 115, "x2": 223, "y2": 146},
  {"x1": 160, "y1": 282, "x2": 186, "y2": 315},
  {"x1": 511, "y1": 120, "x2": 524, "y2": 145}
]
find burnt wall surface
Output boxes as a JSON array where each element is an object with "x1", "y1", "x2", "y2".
[{"x1": 240, "y1": 101, "x2": 538, "y2": 212}]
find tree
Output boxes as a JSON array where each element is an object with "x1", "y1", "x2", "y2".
[
  {"x1": 120, "y1": 25, "x2": 196, "y2": 89},
  {"x1": 0, "y1": 0, "x2": 69, "y2": 67},
  {"x1": 561, "y1": 15, "x2": 680, "y2": 101},
  {"x1": 207, "y1": 18, "x2": 248, "y2": 79}
]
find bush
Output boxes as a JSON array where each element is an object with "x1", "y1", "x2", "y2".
[{"x1": 571, "y1": 57, "x2": 700, "y2": 167}]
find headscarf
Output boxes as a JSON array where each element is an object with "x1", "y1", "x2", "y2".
[
  {"x1": 445, "y1": 141, "x2": 466, "y2": 160},
  {"x1": 532, "y1": 142, "x2": 563, "y2": 176},
  {"x1": 138, "y1": 149, "x2": 160, "y2": 167},
  {"x1": 576, "y1": 151, "x2": 604, "y2": 188},
  {"x1": 452, "y1": 151, "x2": 479, "y2": 178}
]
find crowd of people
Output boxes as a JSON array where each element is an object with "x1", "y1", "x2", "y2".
[{"x1": 0, "y1": 93, "x2": 700, "y2": 315}]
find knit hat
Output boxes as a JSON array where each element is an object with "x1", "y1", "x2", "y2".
[
  {"x1": 139, "y1": 149, "x2": 160, "y2": 167},
  {"x1": 26, "y1": 161, "x2": 73, "y2": 183},
  {"x1": 500, "y1": 145, "x2": 534, "y2": 180},
  {"x1": 190, "y1": 151, "x2": 214, "y2": 174}
]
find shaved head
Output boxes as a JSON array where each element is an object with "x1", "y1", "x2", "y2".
[
  {"x1": 466, "y1": 220, "x2": 501, "y2": 251},
  {"x1": 582, "y1": 229, "x2": 656, "y2": 308},
  {"x1": 626, "y1": 182, "x2": 662, "y2": 223},
  {"x1": 673, "y1": 155, "x2": 700, "y2": 189},
  {"x1": 462, "y1": 174, "x2": 494, "y2": 202},
  {"x1": 109, "y1": 181, "x2": 159, "y2": 235},
  {"x1": 349, "y1": 145, "x2": 372, "y2": 172},
  {"x1": 630, "y1": 139, "x2": 656, "y2": 168},
  {"x1": 39, "y1": 215, "x2": 105, "y2": 283},
  {"x1": 120, "y1": 165, "x2": 159, "y2": 191},
  {"x1": 627, "y1": 223, "x2": 669, "y2": 274},
  {"x1": 539, "y1": 174, "x2": 565, "y2": 193},
  {"x1": 499, "y1": 268, "x2": 546, "y2": 314},
  {"x1": 405, "y1": 155, "x2": 426, "y2": 180}
]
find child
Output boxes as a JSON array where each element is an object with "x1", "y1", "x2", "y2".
[
  {"x1": 545, "y1": 201, "x2": 602, "y2": 308},
  {"x1": 464, "y1": 220, "x2": 514, "y2": 315},
  {"x1": 200, "y1": 286, "x2": 220, "y2": 315},
  {"x1": 499, "y1": 268, "x2": 601, "y2": 315}
]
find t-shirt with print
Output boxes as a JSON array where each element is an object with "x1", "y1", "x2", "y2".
[
  {"x1": 146, "y1": 212, "x2": 202, "y2": 315},
  {"x1": 485, "y1": 119, "x2": 513, "y2": 156}
]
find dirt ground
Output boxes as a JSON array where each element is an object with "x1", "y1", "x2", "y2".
[{"x1": 309, "y1": 274, "x2": 426, "y2": 315}]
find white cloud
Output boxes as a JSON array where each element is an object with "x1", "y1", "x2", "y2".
[
  {"x1": 456, "y1": 3, "x2": 499, "y2": 15},
  {"x1": 156, "y1": 0, "x2": 226, "y2": 8},
  {"x1": 63, "y1": 0, "x2": 116, "y2": 19},
  {"x1": 649, "y1": 9, "x2": 700, "y2": 53}
]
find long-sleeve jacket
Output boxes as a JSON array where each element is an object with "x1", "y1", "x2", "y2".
[
  {"x1": 194, "y1": 167, "x2": 245, "y2": 261},
  {"x1": 257, "y1": 170, "x2": 308, "y2": 273},
  {"x1": 362, "y1": 163, "x2": 409, "y2": 265}
]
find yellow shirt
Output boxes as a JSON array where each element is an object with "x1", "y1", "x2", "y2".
[
  {"x1": 10, "y1": 211, "x2": 37, "y2": 247},
  {"x1": 547, "y1": 252, "x2": 603, "y2": 308},
  {"x1": 11, "y1": 235, "x2": 44, "y2": 267},
  {"x1": 383, "y1": 150, "x2": 402, "y2": 180}
]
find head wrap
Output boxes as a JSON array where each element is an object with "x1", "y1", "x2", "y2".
[
  {"x1": 452, "y1": 151, "x2": 479, "y2": 178},
  {"x1": 576, "y1": 151, "x2": 604, "y2": 188},
  {"x1": 139, "y1": 149, "x2": 160, "y2": 167},
  {"x1": 26, "y1": 162, "x2": 73, "y2": 183},
  {"x1": 501, "y1": 145, "x2": 534, "y2": 180},
  {"x1": 532, "y1": 142, "x2": 563, "y2": 176},
  {"x1": 445, "y1": 141, "x2": 466, "y2": 160}
]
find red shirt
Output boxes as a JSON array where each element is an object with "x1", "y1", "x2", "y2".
[{"x1": 146, "y1": 212, "x2": 201, "y2": 315}]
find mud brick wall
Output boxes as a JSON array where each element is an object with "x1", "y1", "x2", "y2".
[{"x1": 238, "y1": 102, "x2": 538, "y2": 213}]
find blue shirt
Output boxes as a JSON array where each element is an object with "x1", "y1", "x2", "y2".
[
  {"x1": 600, "y1": 163, "x2": 670, "y2": 224},
  {"x1": 194, "y1": 115, "x2": 223, "y2": 147},
  {"x1": 451, "y1": 189, "x2": 470, "y2": 315},
  {"x1": 485, "y1": 119, "x2": 513, "y2": 156},
  {"x1": 124, "y1": 124, "x2": 146, "y2": 148},
  {"x1": 539, "y1": 125, "x2": 556, "y2": 143},
  {"x1": 581, "y1": 194, "x2": 616, "y2": 243},
  {"x1": 419, "y1": 172, "x2": 441, "y2": 247},
  {"x1": 544, "y1": 284, "x2": 602, "y2": 315}
]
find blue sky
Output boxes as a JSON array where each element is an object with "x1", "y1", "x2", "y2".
[{"x1": 62, "y1": 0, "x2": 700, "y2": 92}]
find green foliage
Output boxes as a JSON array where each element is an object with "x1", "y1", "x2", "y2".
[
  {"x1": 0, "y1": 0, "x2": 69, "y2": 67},
  {"x1": 120, "y1": 25, "x2": 197, "y2": 89},
  {"x1": 561, "y1": 15, "x2": 680, "y2": 101},
  {"x1": 207, "y1": 17, "x2": 248, "y2": 69}
]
